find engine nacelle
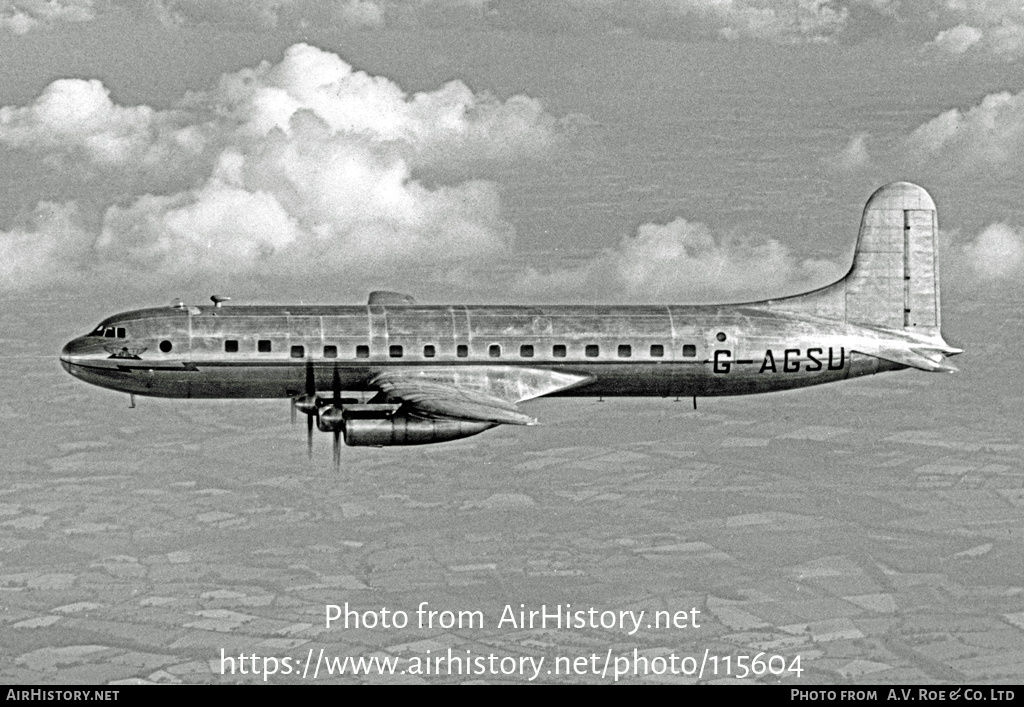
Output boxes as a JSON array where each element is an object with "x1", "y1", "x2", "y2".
[
  {"x1": 343, "y1": 416, "x2": 495, "y2": 446},
  {"x1": 317, "y1": 403, "x2": 398, "y2": 432}
]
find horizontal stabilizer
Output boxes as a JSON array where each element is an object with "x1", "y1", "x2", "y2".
[{"x1": 868, "y1": 346, "x2": 959, "y2": 373}]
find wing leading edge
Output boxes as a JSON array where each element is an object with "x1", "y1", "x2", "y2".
[{"x1": 371, "y1": 366, "x2": 595, "y2": 425}]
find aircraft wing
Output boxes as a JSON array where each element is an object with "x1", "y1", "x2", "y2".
[{"x1": 371, "y1": 366, "x2": 594, "y2": 425}]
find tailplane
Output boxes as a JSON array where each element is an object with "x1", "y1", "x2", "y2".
[{"x1": 767, "y1": 182, "x2": 945, "y2": 337}]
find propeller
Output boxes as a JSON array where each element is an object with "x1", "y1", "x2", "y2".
[
  {"x1": 332, "y1": 364, "x2": 342, "y2": 471},
  {"x1": 290, "y1": 358, "x2": 319, "y2": 459}
]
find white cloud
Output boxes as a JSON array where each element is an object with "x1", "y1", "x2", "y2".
[
  {"x1": 520, "y1": 217, "x2": 842, "y2": 302},
  {"x1": 0, "y1": 44, "x2": 557, "y2": 291},
  {"x1": 916, "y1": 0, "x2": 1024, "y2": 60},
  {"x1": 961, "y1": 223, "x2": 1024, "y2": 280},
  {"x1": 836, "y1": 88, "x2": 1024, "y2": 176},
  {"x1": 518, "y1": 0, "x2": 853, "y2": 44},
  {"x1": 709, "y1": 0, "x2": 849, "y2": 43},
  {"x1": 0, "y1": 44, "x2": 557, "y2": 175},
  {"x1": 1, "y1": 7, "x2": 35, "y2": 33},
  {"x1": 207, "y1": 43, "x2": 556, "y2": 162},
  {"x1": 905, "y1": 90, "x2": 1024, "y2": 171},
  {"x1": 335, "y1": 0, "x2": 383, "y2": 27},
  {"x1": 90, "y1": 119, "x2": 512, "y2": 277},
  {"x1": 928, "y1": 24, "x2": 983, "y2": 55},
  {"x1": 0, "y1": 0, "x2": 856, "y2": 43},
  {"x1": 0, "y1": 202, "x2": 94, "y2": 289},
  {"x1": 5, "y1": 0, "x2": 1023, "y2": 55},
  {"x1": 928, "y1": 22, "x2": 1024, "y2": 60},
  {"x1": 151, "y1": 0, "x2": 387, "y2": 29},
  {"x1": 0, "y1": 0, "x2": 96, "y2": 34},
  {"x1": 0, "y1": 79, "x2": 157, "y2": 163},
  {"x1": 0, "y1": 78, "x2": 214, "y2": 187}
]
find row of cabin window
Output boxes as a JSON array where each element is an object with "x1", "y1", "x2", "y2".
[{"x1": 221, "y1": 340, "x2": 701, "y2": 359}]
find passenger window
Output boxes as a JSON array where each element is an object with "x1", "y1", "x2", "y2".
[
  {"x1": 682, "y1": 344, "x2": 696, "y2": 357},
  {"x1": 356, "y1": 345, "x2": 369, "y2": 359},
  {"x1": 390, "y1": 345, "x2": 403, "y2": 358},
  {"x1": 323, "y1": 345, "x2": 337, "y2": 359},
  {"x1": 520, "y1": 344, "x2": 534, "y2": 357},
  {"x1": 116, "y1": 327, "x2": 126, "y2": 338},
  {"x1": 457, "y1": 345, "x2": 468, "y2": 358},
  {"x1": 650, "y1": 344, "x2": 664, "y2": 357},
  {"x1": 423, "y1": 345, "x2": 436, "y2": 358},
  {"x1": 489, "y1": 344, "x2": 501, "y2": 358},
  {"x1": 552, "y1": 344, "x2": 566, "y2": 358},
  {"x1": 618, "y1": 344, "x2": 631, "y2": 358},
  {"x1": 585, "y1": 344, "x2": 599, "y2": 357},
  {"x1": 291, "y1": 345, "x2": 304, "y2": 359},
  {"x1": 258, "y1": 340, "x2": 272, "y2": 353},
  {"x1": 159, "y1": 340, "x2": 172, "y2": 353},
  {"x1": 225, "y1": 340, "x2": 239, "y2": 353}
]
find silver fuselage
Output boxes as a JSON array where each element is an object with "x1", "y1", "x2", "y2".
[{"x1": 60, "y1": 303, "x2": 906, "y2": 399}]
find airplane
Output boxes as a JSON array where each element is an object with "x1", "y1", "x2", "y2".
[{"x1": 61, "y1": 182, "x2": 962, "y2": 466}]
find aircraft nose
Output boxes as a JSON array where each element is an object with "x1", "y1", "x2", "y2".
[
  {"x1": 60, "y1": 339, "x2": 78, "y2": 372},
  {"x1": 60, "y1": 337, "x2": 96, "y2": 372}
]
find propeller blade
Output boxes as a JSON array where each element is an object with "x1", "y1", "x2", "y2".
[
  {"x1": 331, "y1": 364, "x2": 342, "y2": 470},
  {"x1": 333, "y1": 429, "x2": 341, "y2": 471},
  {"x1": 291, "y1": 398, "x2": 297, "y2": 425},
  {"x1": 307, "y1": 412, "x2": 314, "y2": 460},
  {"x1": 306, "y1": 357, "x2": 316, "y2": 395},
  {"x1": 332, "y1": 364, "x2": 341, "y2": 406}
]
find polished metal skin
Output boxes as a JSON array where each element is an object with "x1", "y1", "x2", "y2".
[{"x1": 61, "y1": 183, "x2": 961, "y2": 451}]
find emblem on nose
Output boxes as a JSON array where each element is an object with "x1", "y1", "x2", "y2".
[{"x1": 104, "y1": 345, "x2": 147, "y2": 360}]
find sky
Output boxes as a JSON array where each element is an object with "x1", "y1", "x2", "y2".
[
  {"x1": 1, "y1": 0, "x2": 1023, "y2": 319},
  {"x1": 3, "y1": 0, "x2": 1024, "y2": 687}
]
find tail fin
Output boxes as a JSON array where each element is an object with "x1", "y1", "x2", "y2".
[{"x1": 767, "y1": 182, "x2": 943, "y2": 336}]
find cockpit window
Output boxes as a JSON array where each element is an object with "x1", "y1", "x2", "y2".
[{"x1": 89, "y1": 324, "x2": 126, "y2": 338}]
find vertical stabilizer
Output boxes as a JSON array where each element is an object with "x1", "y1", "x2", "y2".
[{"x1": 766, "y1": 182, "x2": 942, "y2": 336}]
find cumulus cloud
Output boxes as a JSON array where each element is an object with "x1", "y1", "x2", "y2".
[
  {"x1": 905, "y1": 91, "x2": 1024, "y2": 170},
  {"x1": 961, "y1": 223, "x2": 1024, "y2": 280},
  {"x1": 519, "y1": 217, "x2": 843, "y2": 303},
  {"x1": 0, "y1": 202, "x2": 95, "y2": 289},
  {"x1": 835, "y1": 88, "x2": 1024, "y2": 176},
  {"x1": 203, "y1": 43, "x2": 557, "y2": 162},
  {"x1": 0, "y1": 0, "x2": 96, "y2": 34},
  {"x1": 0, "y1": 79, "x2": 211, "y2": 178},
  {"x1": 0, "y1": 0, "x2": 860, "y2": 44},
  {"x1": 90, "y1": 120, "x2": 512, "y2": 277},
  {"x1": 150, "y1": 0, "x2": 385, "y2": 29},
  {"x1": 928, "y1": 24, "x2": 984, "y2": 55},
  {"x1": 0, "y1": 44, "x2": 557, "y2": 178},
  {"x1": 0, "y1": 43, "x2": 561, "y2": 291},
  {"x1": 481, "y1": 0, "x2": 853, "y2": 44},
  {"x1": 705, "y1": 0, "x2": 849, "y2": 43},
  {"x1": 904, "y1": 0, "x2": 1023, "y2": 60},
  {"x1": 927, "y1": 22, "x2": 1024, "y2": 61},
  {"x1": 7, "y1": 0, "x2": 1023, "y2": 54}
]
